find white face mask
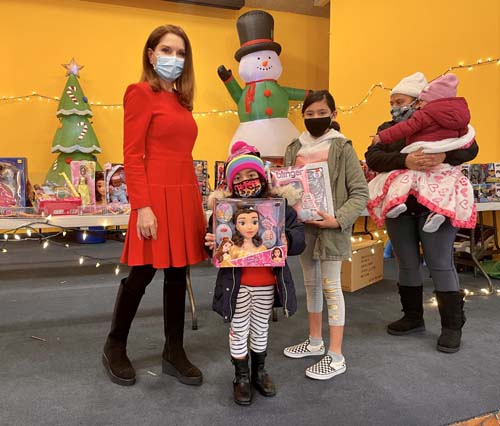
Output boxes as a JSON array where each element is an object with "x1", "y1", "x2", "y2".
[{"x1": 154, "y1": 55, "x2": 184, "y2": 82}]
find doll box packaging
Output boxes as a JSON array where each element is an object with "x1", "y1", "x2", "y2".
[
  {"x1": 194, "y1": 160, "x2": 210, "y2": 210},
  {"x1": 104, "y1": 163, "x2": 129, "y2": 205},
  {"x1": 0, "y1": 157, "x2": 28, "y2": 207},
  {"x1": 193, "y1": 160, "x2": 210, "y2": 195},
  {"x1": 214, "y1": 160, "x2": 227, "y2": 190},
  {"x1": 70, "y1": 160, "x2": 96, "y2": 207},
  {"x1": 213, "y1": 198, "x2": 287, "y2": 268},
  {"x1": 269, "y1": 162, "x2": 334, "y2": 222}
]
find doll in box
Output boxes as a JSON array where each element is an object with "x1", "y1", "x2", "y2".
[
  {"x1": 109, "y1": 172, "x2": 128, "y2": 204},
  {"x1": 0, "y1": 162, "x2": 20, "y2": 207},
  {"x1": 77, "y1": 176, "x2": 91, "y2": 207},
  {"x1": 70, "y1": 161, "x2": 96, "y2": 206},
  {"x1": 0, "y1": 158, "x2": 28, "y2": 207},
  {"x1": 95, "y1": 171, "x2": 106, "y2": 206}
]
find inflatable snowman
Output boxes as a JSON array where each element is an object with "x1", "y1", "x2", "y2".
[{"x1": 218, "y1": 10, "x2": 309, "y2": 158}]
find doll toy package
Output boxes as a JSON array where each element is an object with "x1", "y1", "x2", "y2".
[
  {"x1": 213, "y1": 198, "x2": 286, "y2": 268},
  {"x1": 214, "y1": 160, "x2": 227, "y2": 191},
  {"x1": 104, "y1": 163, "x2": 130, "y2": 213},
  {"x1": 194, "y1": 160, "x2": 210, "y2": 210},
  {"x1": 270, "y1": 162, "x2": 334, "y2": 222},
  {"x1": 70, "y1": 160, "x2": 96, "y2": 208},
  {"x1": 0, "y1": 157, "x2": 28, "y2": 208}
]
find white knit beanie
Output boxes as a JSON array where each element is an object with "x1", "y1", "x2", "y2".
[{"x1": 390, "y1": 72, "x2": 428, "y2": 98}]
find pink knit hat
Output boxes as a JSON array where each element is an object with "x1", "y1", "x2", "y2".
[
  {"x1": 225, "y1": 141, "x2": 267, "y2": 190},
  {"x1": 419, "y1": 74, "x2": 458, "y2": 103}
]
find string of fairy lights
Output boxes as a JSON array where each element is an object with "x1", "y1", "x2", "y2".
[
  {"x1": 0, "y1": 219, "x2": 125, "y2": 275},
  {"x1": 0, "y1": 57, "x2": 498, "y2": 116}
]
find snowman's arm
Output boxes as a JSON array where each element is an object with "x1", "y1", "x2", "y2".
[
  {"x1": 282, "y1": 87, "x2": 311, "y2": 101},
  {"x1": 221, "y1": 75, "x2": 243, "y2": 105}
]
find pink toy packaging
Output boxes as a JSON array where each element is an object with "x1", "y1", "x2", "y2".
[
  {"x1": 213, "y1": 198, "x2": 286, "y2": 268},
  {"x1": 70, "y1": 160, "x2": 96, "y2": 207},
  {"x1": 270, "y1": 162, "x2": 334, "y2": 222},
  {"x1": 0, "y1": 157, "x2": 28, "y2": 207}
]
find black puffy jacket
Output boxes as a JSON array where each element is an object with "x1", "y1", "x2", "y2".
[{"x1": 210, "y1": 204, "x2": 305, "y2": 322}]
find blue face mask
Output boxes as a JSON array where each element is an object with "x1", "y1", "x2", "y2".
[
  {"x1": 390, "y1": 100, "x2": 416, "y2": 123},
  {"x1": 154, "y1": 55, "x2": 184, "y2": 82}
]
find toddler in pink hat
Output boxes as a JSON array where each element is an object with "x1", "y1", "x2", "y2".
[
  {"x1": 368, "y1": 73, "x2": 477, "y2": 233},
  {"x1": 419, "y1": 74, "x2": 458, "y2": 103}
]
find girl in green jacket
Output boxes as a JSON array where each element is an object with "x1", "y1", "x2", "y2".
[{"x1": 283, "y1": 90, "x2": 368, "y2": 380}]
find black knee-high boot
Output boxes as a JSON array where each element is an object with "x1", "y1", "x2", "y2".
[
  {"x1": 387, "y1": 285, "x2": 425, "y2": 335},
  {"x1": 161, "y1": 273, "x2": 203, "y2": 386},
  {"x1": 102, "y1": 278, "x2": 145, "y2": 386},
  {"x1": 232, "y1": 356, "x2": 252, "y2": 406},
  {"x1": 436, "y1": 290, "x2": 466, "y2": 353},
  {"x1": 250, "y1": 350, "x2": 276, "y2": 397}
]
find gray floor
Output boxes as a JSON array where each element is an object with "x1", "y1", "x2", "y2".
[{"x1": 1, "y1": 239, "x2": 499, "y2": 426}]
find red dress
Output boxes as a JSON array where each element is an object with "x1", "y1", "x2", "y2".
[{"x1": 120, "y1": 82, "x2": 208, "y2": 268}]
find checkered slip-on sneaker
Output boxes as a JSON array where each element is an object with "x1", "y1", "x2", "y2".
[
  {"x1": 305, "y1": 354, "x2": 346, "y2": 380},
  {"x1": 283, "y1": 339, "x2": 325, "y2": 359}
]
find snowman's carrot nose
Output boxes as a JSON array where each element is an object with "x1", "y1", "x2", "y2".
[{"x1": 262, "y1": 60, "x2": 268, "y2": 67}]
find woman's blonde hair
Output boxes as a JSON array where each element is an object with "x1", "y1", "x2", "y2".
[{"x1": 141, "y1": 24, "x2": 195, "y2": 111}]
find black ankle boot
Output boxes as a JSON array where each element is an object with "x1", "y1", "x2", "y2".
[
  {"x1": 162, "y1": 274, "x2": 202, "y2": 386},
  {"x1": 436, "y1": 290, "x2": 466, "y2": 353},
  {"x1": 162, "y1": 346, "x2": 202, "y2": 386},
  {"x1": 387, "y1": 285, "x2": 426, "y2": 335},
  {"x1": 102, "y1": 279, "x2": 144, "y2": 386},
  {"x1": 232, "y1": 356, "x2": 252, "y2": 405},
  {"x1": 102, "y1": 338, "x2": 135, "y2": 386},
  {"x1": 250, "y1": 350, "x2": 276, "y2": 397}
]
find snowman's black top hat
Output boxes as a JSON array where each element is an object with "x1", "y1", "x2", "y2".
[{"x1": 234, "y1": 10, "x2": 282, "y2": 62}]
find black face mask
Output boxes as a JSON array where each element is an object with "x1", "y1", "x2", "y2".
[{"x1": 304, "y1": 117, "x2": 331, "y2": 137}]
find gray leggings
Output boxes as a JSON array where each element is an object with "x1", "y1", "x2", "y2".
[
  {"x1": 300, "y1": 232, "x2": 345, "y2": 326},
  {"x1": 385, "y1": 212, "x2": 460, "y2": 292}
]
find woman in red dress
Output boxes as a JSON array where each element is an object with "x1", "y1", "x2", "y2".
[{"x1": 102, "y1": 25, "x2": 207, "y2": 387}]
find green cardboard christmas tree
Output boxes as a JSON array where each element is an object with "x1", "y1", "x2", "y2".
[{"x1": 45, "y1": 58, "x2": 102, "y2": 186}]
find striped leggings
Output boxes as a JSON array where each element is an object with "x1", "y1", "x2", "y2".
[
  {"x1": 229, "y1": 285, "x2": 275, "y2": 358},
  {"x1": 300, "y1": 232, "x2": 345, "y2": 326}
]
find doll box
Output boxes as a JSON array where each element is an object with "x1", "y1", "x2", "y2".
[
  {"x1": 269, "y1": 162, "x2": 334, "y2": 222},
  {"x1": 0, "y1": 157, "x2": 28, "y2": 207},
  {"x1": 104, "y1": 163, "x2": 129, "y2": 206},
  {"x1": 70, "y1": 160, "x2": 96, "y2": 207},
  {"x1": 212, "y1": 198, "x2": 286, "y2": 268},
  {"x1": 341, "y1": 240, "x2": 384, "y2": 292},
  {"x1": 214, "y1": 160, "x2": 227, "y2": 190},
  {"x1": 194, "y1": 160, "x2": 210, "y2": 194}
]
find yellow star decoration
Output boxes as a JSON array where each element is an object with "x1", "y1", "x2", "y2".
[{"x1": 62, "y1": 58, "x2": 84, "y2": 77}]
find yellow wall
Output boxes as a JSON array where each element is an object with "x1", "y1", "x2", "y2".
[
  {"x1": 0, "y1": 0, "x2": 329, "y2": 184},
  {"x1": 329, "y1": 0, "x2": 500, "y2": 161}
]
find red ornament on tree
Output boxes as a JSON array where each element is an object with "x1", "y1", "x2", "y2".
[{"x1": 65, "y1": 158, "x2": 72, "y2": 164}]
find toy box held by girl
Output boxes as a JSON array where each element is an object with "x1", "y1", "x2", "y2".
[
  {"x1": 270, "y1": 162, "x2": 334, "y2": 222},
  {"x1": 213, "y1": 197, "x2": 286, "y2": 268}
]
